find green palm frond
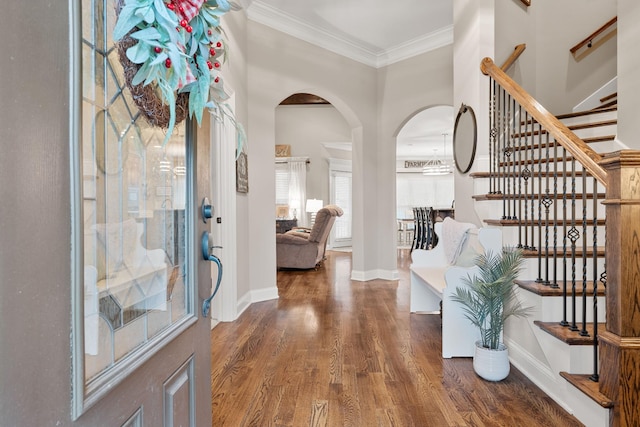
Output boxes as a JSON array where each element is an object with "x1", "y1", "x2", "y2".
[{"x1": 451, "y1": 247, "x2": 531, "y2": 350}]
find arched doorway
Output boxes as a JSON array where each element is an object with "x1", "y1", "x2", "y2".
[
  {"x1": 395, "y1": 105, "x2": 455, "y2": 248},
  {"x1": 274, "y1": 92, "x2": 353, "y2": 252}
]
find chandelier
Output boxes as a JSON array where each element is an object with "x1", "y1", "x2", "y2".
[{"x1": 422, "y1": 133, "x2": 453, "y2": 176}]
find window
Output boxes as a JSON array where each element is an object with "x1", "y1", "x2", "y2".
[{"x1": 275, "y1": 158, "x2": 307, "y2": 225}]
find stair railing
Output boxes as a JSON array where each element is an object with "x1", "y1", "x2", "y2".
[{"x1": 481, "y1": 57, "x2": 608, "y2": 382}]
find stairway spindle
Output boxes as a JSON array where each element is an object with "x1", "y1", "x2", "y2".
[
  {"x1": 580, "y1": 172, "x2": 589, "y2": 337},
  {"x1": 569, "y1": 159, "x2": 579, "y2": 332},
  {"x1": 560, "y1": 148, "x2": 569, "y2": 327}
]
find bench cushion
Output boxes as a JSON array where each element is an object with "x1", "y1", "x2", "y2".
[{"x1": 410, "y1": 266, "x2": 448, "y2": 296}]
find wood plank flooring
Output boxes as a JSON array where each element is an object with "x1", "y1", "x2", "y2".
[{"x1": 210, "y1": 250, "x2": 583, "y2": 426}]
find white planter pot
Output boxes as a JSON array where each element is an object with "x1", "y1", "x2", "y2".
[{"x1": 473, "y1": 341, "x2": 510, "y2": 381}]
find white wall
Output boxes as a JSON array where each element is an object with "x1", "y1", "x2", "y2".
[
  {"x1": 220, "y1": 11, "x2": 253, "y2": 307},
  {"x1": 244, "y1": 19, "x2": 455, "y2": 282},
  {"x1": 453, "y1": 0, "x2": 495, "y2": 225},
  {"x1": 377, "y1": 48, "x2": 454, "y2": 272},
  {"x1": 246, "y1": 20, "x2": 378, "y2": 283},
  {"x1": 495, "y1": 0, "x2": 617, "y2": 114},
  {"x1": 617, "y1": 1, "x2": 640, "y2": 150}
]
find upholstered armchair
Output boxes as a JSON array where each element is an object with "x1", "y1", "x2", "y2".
[{"x1": 276, "y1": 205, "x2": 344, "y2": 269}]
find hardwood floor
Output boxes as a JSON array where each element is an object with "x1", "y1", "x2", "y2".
[{"x1": 210, "y1": 250, "x2": 583, "y2": 426}]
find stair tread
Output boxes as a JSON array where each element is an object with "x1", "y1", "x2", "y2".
[
  {"x1": 555, "y1": 105, "x2": 617, "y2": 120},
  {"x1": 560, "y1": 372, "x2": 614, "y2": 408},
  {"x1": 534, "y1": 321, "x2": 605, "y2": 345},
  {"x1": 599, "y1": 92, "x2": 617, "y2": 103},
  {"x1": 484, "y1": 218, "x2": 605, "y2": 227},
  {"x1": 509, "y1": 135, "x2": 616, "y2": 152},
  {"x1": 516, "y1": 280, "x2": 606, "y2": 296},
  {"x1": 473, "y1": 193, "x2": 605, "y2": 201},
  {"x1": 512, "y1": 121, "x2": 616, "y2": 138},
  {"x1": 521, "y1": 247, "x2": 605, "y2": 257},
  {"x1": 470, "y1": 170, "x2": 596, "y2": 179}
]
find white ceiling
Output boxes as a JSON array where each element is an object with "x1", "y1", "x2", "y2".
[
  {"x1": 245, "y1": 0, "x2": 453, "y2": 68},
  {"x1": 240, "y1": 0, "x2": 455, "y2": 158}
]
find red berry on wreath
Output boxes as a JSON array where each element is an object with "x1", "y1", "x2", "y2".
[
  {"x1": 166, "y1": 3, "x2": 175, "y2": 10},
  {"x1": 209, "y1": 48, "x2": 216, "y2": 56},
  {"x1": 216, "y1": 41, "x2": 222, "y2": 48},
  {"x1": 165, "y1": 58, "x2": 172, "y2": 68},
  {"x1": 207, "y1": 61, "x2": 213, "y2": 69},
  {"x1": 154, "y1": 47, "x2": 162, "y2": 53},
  {"x1": 208, "y1": 29, "x2": 212, "y2": 36},
  {"x1": 186, "y1": 25, "x2": 193, "y2": 33},
  {"x1": 178, "y1": 5, "x2": 184, "y2": 12},
  {"x1": 180, "y1": 19, "x2": 188, "y2": 28},
  {"x1": 214, "y1": 62, "x2": 220, "y2": 68},
  {"x1": 214, "y1": 77, "x2": 220, "y2": 83}
]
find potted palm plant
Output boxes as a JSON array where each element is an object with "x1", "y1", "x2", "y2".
[{"x1": 451, "y1": 247, "x2": 530, "y2": 381}]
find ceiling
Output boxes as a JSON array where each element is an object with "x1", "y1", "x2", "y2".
[
  {"x1": 239, "y1": 0, "x2": 455, "y2": 159},
  {"x1": 245, "y1": 0, "x2": 453, "y2": 68}
]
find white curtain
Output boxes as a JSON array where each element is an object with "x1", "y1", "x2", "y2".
[{"x1": 288, "y1": 160, "x2": 307, "y2": 227}]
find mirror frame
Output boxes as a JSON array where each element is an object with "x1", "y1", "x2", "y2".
[{"x1": 453, "y1": 103, "x2": 477, "y2": 174}]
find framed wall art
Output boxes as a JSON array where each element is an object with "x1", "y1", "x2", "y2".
[{"x1": 236, "y1": 150, "x2": 248, "y2": 193}]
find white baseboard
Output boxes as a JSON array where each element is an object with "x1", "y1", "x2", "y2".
[
  {"x1": 233, "y1": 286, "x2": 279, "y2": 320},
  {"x1": 351, "y1": 269, "x2": 399, "y2": 281},
  {"x1": 506, "y1": 337, "x2": 609, "y2": 427}
]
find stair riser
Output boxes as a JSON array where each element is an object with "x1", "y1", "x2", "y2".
[
  {"x1": 558, "y1": 110, "x2": 617, "y2": 126},
  {"x1": 520, "y1": 257, "x2": 606, "y2": 285},
  {"x1": 501, "y1": 225, "x2": 606, "y2": 253},
  {"x1": 475, "y1": 199, "x2": 606, "y2": 225},
  {"x1": 516, "y1": 288, "x2": 606, "y2": 324},
  {"x1": 532, "y1": 327, "x2": 600, "y2": 375}
]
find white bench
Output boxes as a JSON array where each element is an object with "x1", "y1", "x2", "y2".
[{"x1": 410, "y1": 220, "x2": 502, "y2": 358}]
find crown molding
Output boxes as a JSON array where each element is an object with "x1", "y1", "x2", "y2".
[{"x1": 247, "y1": 2, "x2": 453, "y2": 68}]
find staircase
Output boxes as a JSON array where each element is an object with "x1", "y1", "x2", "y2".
[{"x1": 471, "y1": 59, "x2": 636, "y2": 427}]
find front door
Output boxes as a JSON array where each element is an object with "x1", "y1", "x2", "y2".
[
  {"x1": 73, "y1": 0, "x2": 215, "y2": 424},
  {"x1": 0, "y1": 1, "x2": 214, "y2": 426}
]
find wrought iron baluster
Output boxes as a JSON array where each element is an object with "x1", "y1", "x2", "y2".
[
  {"x1": 522, "y1": 114, "x2": 531, "y2": 248},
  {"x1": 490, "y1": 78, "x2": 498, "y2": 194},
  {"x1": 580, "y1": 171, "x2": 589, "y2": 336},
  {"x1": 591, "y1": 267, "x2": 606, "y2": 382},
  {"x1": 560, "y1": 148, "x2": 569, "y2": 327},
  {"x1": 590, "y1": 178, "x2": 601, "y2": 382},
  {"x1": 540, "y1": 131, "x2": 553, "y2": 285},
  {"x1": 501, "y1": 88, "x2": 509, "y2": 218},
  {"x1": 551, "y1": 136, "x2": 559, "y2": 289},
  {"x1": 529, "y1": 120, "x2": 538, "y2": 252},
  {"x1": 568, "y1": 159, "x2": 579, "y2": 332},
  {"x1": 535, "y1": 122, "x2": 544, "y2": 282}
]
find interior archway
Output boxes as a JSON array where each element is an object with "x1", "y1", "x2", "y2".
[
  {"x1": 273, "y1": 92, "x2": 354, "y2": 261},
  {"x1": 395, "y1": 105, "x2": 455, "y2": 248}
]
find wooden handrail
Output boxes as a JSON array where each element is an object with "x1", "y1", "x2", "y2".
[
  {"x1": 481, "y1": 57, "x2": 608, "y2": 185},
  {"x1": 500, "y1": 44, "x2": 526, "y2": 71},
  {"x1": 570, "y1": 17, "x2": 617, "y2": 56}
]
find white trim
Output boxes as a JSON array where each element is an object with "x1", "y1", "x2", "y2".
[
  {"x1": 573, "y1": 76, "x2": 617, "y2": 112},
  {"x1": 351, "y1": 269, "x2": 399, "y2": 281},
  {"x1": 210, "y1": 88, "x2": 239, "y2": 324},
  {"x1": 247, "y1": 2, "x2": 453, "y2": 68},
  {"x1": 251, "y1": 286, "x2": 280, "y2": 303},
  {"x1": 236, "y1": 291, "x2": 252, "y2": 319}
]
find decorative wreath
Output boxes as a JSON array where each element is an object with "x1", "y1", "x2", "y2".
[{"x1": 114, "y1": 0, "x2": 238, "y2": 146}]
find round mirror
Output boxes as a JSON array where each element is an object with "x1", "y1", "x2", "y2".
[{"x1": 453, "y1": 103, "x2": 477, "y2": 174}]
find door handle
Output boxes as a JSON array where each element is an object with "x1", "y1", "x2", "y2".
[{"x1": 201, "y1": 232, "x2": 223, "y2": 317}]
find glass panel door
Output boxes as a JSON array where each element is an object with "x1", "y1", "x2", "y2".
[{"x1": 78, "y1": 0, "x2": 194, "y2": 407}]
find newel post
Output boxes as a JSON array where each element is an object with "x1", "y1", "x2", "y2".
[{"x1": 598, "y1": 150, "x2": 640, "y2": 427}]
